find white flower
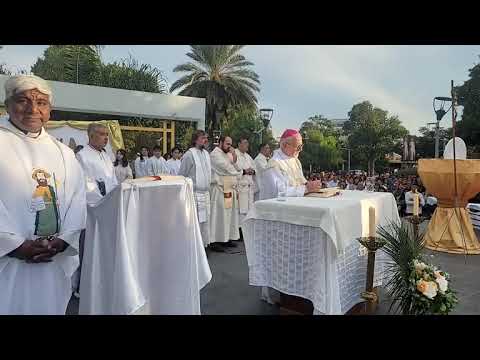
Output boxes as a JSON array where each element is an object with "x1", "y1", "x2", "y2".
[
  {"x1": 435, "y1": 275, "x2": 448, "y2": 293},
  {"x1": 417, "y1": 280, "x2": 438, "y2": 299},
  {"x1": 414, "y1": 260, "x2": 428, "y2": 275}
]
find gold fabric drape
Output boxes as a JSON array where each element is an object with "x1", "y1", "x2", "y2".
[
  {"x1": 45, "y1": 120, "x2": 125, "y2": 152},
  {"x1": 418, "y1": 159, "x2": 480, "y2": 254}
]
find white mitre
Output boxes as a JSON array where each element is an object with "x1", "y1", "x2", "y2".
[
  {"x1": 443, "y1": 137, "x2": 467, "y2": 160},
  {"x1": 4, "y1": 74, "x2": 53, "y2": 104}
]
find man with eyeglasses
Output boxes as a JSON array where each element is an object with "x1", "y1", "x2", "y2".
[{"x1": 262, "y1": 129, "x2": 322, "y2": 200}]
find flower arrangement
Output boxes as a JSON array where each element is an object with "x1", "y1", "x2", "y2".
[{"x1": 378, "y1": 221, "x2": 458, "y2": 315}]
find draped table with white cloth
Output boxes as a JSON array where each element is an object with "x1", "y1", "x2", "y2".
[
  {"x1": 79, "y1": 177, "x2": 212, "y2": 315},
  {"x1": 243, "y1": 190, "x2": 400, "y2": 315}
]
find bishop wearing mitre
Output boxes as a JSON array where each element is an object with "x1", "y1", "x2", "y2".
[{"x1": 262, "y1": 129, "x2": 321, "y2": 199}]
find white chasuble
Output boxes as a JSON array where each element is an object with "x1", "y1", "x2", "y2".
[
  {"x1": 209, "y1": 147, "x2": 242, "y2": 243},
  {"x1": 262, "y1": 149, "x2": 307, "y2": 200},
  {"x1": 0, "y1": 118, "x2": 86, "y2": 314}
]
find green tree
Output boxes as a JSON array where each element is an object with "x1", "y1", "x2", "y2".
[
  {"x1": 95, "y1": 56, "x2": 167, "y2": 93},
  {"x1": 170, "y1": 45, "x2": 260, "y2": 136},
  {"x1": 414, "y1": 126, "x2": 451, "y2": 159},
  {"x1": 457, "y1": 58, "x2": 480, "y2": 152},
  {"x1": 31, "y1": 45, "x2": 102, "y2": 84},
  {"x1": 299, "y1": 116, "x2": 342, "y2": 172},
  {"x1": 343, "y1": 101, "x2": 408, "y2": 175},
  {"x1": 222, "y1": 105, "x2": 275, "y2": 156},
  {"x1": 300, "y1": 115, "x2": 341, "y2": 138}
]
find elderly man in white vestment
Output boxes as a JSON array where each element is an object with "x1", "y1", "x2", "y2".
[
  {"x1": 75, "y1": 123, "x2": 118, "y2": 296},
  {"x1": 76, "y1": 123, "x2": 118, "y2": 205},
  {"x1": 209, "y1": 136, "x2": 243, "y2": 252},
  {"x1": 0, "y1": 75, "x2": 86, "y2": 314},
  {"x1": 260, "y1": 128, "x2": 322, "y2": 304},
  {"x1": 234, "y1": 138, "x2": 257, "y2": 232},
  {"x1": 254, "y1": 142, "x2": 271, "y2": 201},
  {"x1": 178, "y1": 130, "x2": 212, "y2": 251}
]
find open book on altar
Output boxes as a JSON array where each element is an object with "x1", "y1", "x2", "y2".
[
  {"x1": 125, "y1": 175, "x2": 186, "y2": 184},
  {"x1": 305, "y1": 187, "x2": 341, "y2": 198}
]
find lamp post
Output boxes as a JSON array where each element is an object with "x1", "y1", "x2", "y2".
[
  {"x1": 259, "y1": 108, "x2": 273, "y2": 144},
  {"x1": 432, "y1": 97, "x2": 452, "y2": 158},
  {"x1": 341, "y1": 147, "x2": 351, "y2": 172}
]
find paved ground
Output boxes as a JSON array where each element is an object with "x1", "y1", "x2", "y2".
[{"x1": 68, "y1": 224, "x2": 480, "y2": 315}]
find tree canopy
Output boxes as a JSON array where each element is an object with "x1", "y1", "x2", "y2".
[
  {"x1": 343, "y1": 101, "x2": 408, "y2": 175},
  {"x1": 170, "y1": 45, "x2": 260, "y2": 135}
]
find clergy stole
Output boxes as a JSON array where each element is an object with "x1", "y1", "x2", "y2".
[
  {"x1": 270, "y1": 156, "x2": 307, "y2": 187},
  {"x1": 222, "y1": 176, "x2": 235, "y2": 209},
  {"x1": 190, "y1": 148, "x2": 211, "y2": 223},
  {"x1": 237, "y1": 180, "x2": 250, "y2": 215}
]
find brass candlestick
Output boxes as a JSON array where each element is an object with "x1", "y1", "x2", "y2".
[
  {"x1": 404, "y1": 215, "x2": 428, "y2": 239},
  {"x1": 357, "y1": 236, "x2": 386, "y2": 314}
]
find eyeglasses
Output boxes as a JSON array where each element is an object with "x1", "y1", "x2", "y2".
[{"x1": 287, "y1": 142, "x2": 303, "y2": 151}]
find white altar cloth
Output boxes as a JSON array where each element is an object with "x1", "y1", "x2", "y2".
[
  {"x1": 243, "y1": 191, "x2": 400, "y2": 314},
  {"x1": 79, "y1": 178, "x2": 212, "y2": 315}
]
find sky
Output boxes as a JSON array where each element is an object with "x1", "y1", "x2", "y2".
[{"x1": 1, "y1": 45, "x2": 479, "y2": 137}]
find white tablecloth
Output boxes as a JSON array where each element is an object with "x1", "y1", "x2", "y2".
[
  {"x1": 243, "y1": 191, "x2": 400, "y2": 315},
  {"x1": 79, "y1": 178, "x2": 212, "y2": 315}
]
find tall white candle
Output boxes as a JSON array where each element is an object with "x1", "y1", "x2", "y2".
[
  {"x1": 369, "y1": 206, "x2": 376, "y2": 237},
  {"x1": 413, "y1": 194, "x2": 419, "y2": 216}
]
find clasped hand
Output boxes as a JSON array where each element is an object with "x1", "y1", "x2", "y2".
[
  {"x1": 8, "y1": 237, "x2": 67, "y2": 263},
  {"x1": 305, "y1": 180, "x2": 322, "y2": 194}
]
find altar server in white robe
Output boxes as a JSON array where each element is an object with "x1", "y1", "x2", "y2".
[
  {"x1": 235, "y1": 137, "x2": 257, "y2": 225},
  {"x1": 148, "y1": 145, "x2": 170, "y2": 176},
  {"x1": 134, "y1": 146, "x2": 150, "y2": 178},
  {"x1": 209, "y1": 136, "x2": 243, "y2": 252},
  {"x1": 0, "y1": 75, "x2": 86, "y2": 314},
  {"x1": 178, "y1": 130, "x2": 212, "y2": 248},
  {"x1": 166, "y1": 147, "x2": 182, "y2": 175},
  {"x1": 262, "y1": 129, "x2": 322, "y2": 199},
  {"x1": 254, "y1": 143, "x2": 272, "y2": 201},
  {"x1": 76, "y1": 123, "x2": 118, "y2": 205},
  {"x1": 260, "y1": 129, "x2": 322, "y2": 304}
]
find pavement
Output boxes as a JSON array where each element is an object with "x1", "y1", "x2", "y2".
[{"x1": 67, "y1": 226, "x2": 480, "y2": 315}]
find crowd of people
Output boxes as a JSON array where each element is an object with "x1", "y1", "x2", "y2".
[{"x1": 306, "y1": 171, "x2": 437, "y2": 217}]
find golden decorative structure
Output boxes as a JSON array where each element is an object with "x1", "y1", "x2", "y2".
[
  {"x1": 418, "y1": 159, "x2": 480, "y2": 254},
  {"x1": 120, "y1": 120, "x2": 175, "y2": 155}
]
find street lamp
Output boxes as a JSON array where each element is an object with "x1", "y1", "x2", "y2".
[
  {"x1": 432, "y1": 96, "x2": 452, "y2": 158},
  {"x1": 257, "y1": 108, "x2": 274, "y2": 143},
  {"x1": 340, "y1": 147, "x2": 351, "y2": 172}
]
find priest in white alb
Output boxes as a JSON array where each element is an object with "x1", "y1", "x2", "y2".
[
  {"x1": 178, "y1": 130, "x2": 212, "y2": 249},
  {"x1": 209, "y1": 136, "x2": 242, "y2": 252},
  {"x1": 76, "y1": 123, "x2": 118, "y2": 205},
  {"x1": 254, "y1": 142, "x2": 271, "y2": 201},
  {"x1": 148, "y1": 145, "x2": 170, "y2": 176},
  {"x1": 0, "y1": 75, "x2": 86, "y2": 314},
  {"x1": 234, "y1": 137, "x2": 257, "y2": 227},
  {"x1": 260, "y1": 129, "x2": 322, "y2": 304}
]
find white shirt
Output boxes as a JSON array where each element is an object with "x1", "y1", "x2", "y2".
[
  {"x1": 166, "y1": 158, "x2": 181, "y2": 175},
  {"x1": 405, "y1": 191, "x2": 426, "y2": 215},
  {"x1": 148, "y1": 156, "x2": 169, "y2": 176},
  {"x1": 76, "y1": 145, "x2": 118, "y2": 205},
  {"x1": 327, "y1": 180, "x2": 338, "y2": 188},
  {"x1": 114, "y1": 164, "x2": 133, "y2": 183},
  {"x1": 134, "y1": 157, "x2": 150, "y2": 178}
]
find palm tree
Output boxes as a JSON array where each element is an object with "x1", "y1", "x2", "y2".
[{"x1": 170, "y1": 45, "x2": 260, "y2": 135}]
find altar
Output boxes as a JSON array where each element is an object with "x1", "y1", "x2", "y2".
[
  {"x1": 242, "y1": 190, "x2": 400, "y2": 315},
  {"x1": 78, "y1": 177, "x2": 212, "y2": 315}
]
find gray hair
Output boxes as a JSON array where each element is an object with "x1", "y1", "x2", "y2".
[
  {"x1": 4, "y1": 75, "x2": 53, "y2": 104},
  {"x1": 87, "y1": 123, "x2": 108, "y2": 137}
]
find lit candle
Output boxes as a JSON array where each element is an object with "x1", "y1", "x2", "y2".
[
  {"x1": 369, "y1": 206, "x2": 376, "y2": 237},
  {"x1": 413, "y1": 194, "x2": 419, "y2": 217}
]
